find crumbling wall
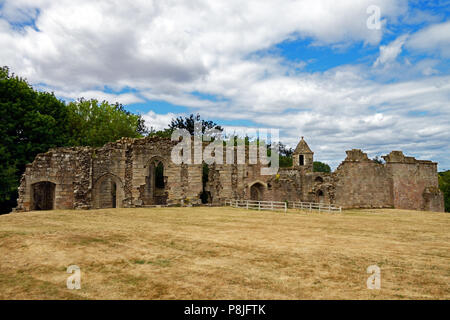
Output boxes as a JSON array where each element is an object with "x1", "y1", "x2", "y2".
[
  {"x1": 206, "y1": 145, "x2": 272, "y2": 205},
  {"x1": 15, "y1": 147, "x2": 93, "y2": 211},
  {"x1": 263, "y1": 169, "x2": 302, "y2": 202},
  {"x1": 15, "y1": 137, "x2": 204, "y2": 211},
  {"x1": 333, "y1": 149, "x2": 393, "y2": 209},
  {"x1": 15, "y1": 137, "x2": 444, "y2": 212},
  {"x1": 92, "y1": 140, "x2": 128, "y2": 208},
  {"x1": 383, "y1": 151, "x2": 444, "y2": 212},
  {"x1": 110, "y1": 136, "x2": 203, "y2": 206},
  {"x1": 128, "y1": 137, "x2": 173, "y2": 206}
]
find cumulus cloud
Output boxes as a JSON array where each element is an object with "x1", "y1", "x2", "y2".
[
  {"x1": 406, "y1": 20, "x2": 450, "y2": 57},
  {"x1": 0, "y1": 0, "x2": 403, "y2": 88},
  {"x1": 51, "y1": 89, "x2": 145, "y2": 105},
  {"x1": 142, "y1": 110, "x2": 179, "y2": 132}
]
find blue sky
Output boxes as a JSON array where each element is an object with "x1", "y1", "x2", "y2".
[{"x1": 1, "y1": 0, "x2": 449, "y2": 169}]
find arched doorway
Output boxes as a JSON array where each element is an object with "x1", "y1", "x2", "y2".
[
  {"x1": 32, "y1": 181, "x2": 55, "y2": 210},
  {"x1": 142, "y1": 157, "x2": 168, "y2": 205},
  {"x1": 250, "y1": 182, "x2": 265, "y2": 201},
  {"x1": 316, "y1": 189, "x2": 325, "y2": 203},
  {"x1": 93, "y1": 174, "x2": 124, "y2": 209}
]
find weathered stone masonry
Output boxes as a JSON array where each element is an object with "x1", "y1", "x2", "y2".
[{"x1": 15, "y1": 136, "x2": 444, "y2": 212}]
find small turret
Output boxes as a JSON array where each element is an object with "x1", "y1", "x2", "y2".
[{"x1": 293, "y1": 137, "x2": 314, "y2": 172}]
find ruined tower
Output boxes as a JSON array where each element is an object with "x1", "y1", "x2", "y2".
[{"x1": 292, "y1": 137, "x2": 314, "y2": 172}]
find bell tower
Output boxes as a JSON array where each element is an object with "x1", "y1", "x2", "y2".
[{"x1": 293, "y1": 137, "x2": 314, "y2": 172}]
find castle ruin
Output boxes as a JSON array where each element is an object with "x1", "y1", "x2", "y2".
[{"x1": 15, "y1": 136, "x2": 444, "y2": 212}]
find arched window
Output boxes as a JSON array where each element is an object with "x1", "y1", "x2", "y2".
[
  {"x1": 142, "y1": 157, "x2": 168, "y2": 205},
  {"x1": 155, "y1": 162, "x2": 165, "y2": 188},
  {"x1": 315, "y1": 176, "x2": 324, "y2": 183}
]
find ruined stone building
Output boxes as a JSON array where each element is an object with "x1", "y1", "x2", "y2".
[{"x1": 15, "y1": 136, "x2": 444, "y2": 212}]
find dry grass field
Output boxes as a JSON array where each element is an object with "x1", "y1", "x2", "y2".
[{"x1": 0, "y1": 206, "x2": 448, "y2": 300}]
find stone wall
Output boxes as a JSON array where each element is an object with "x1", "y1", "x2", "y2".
[
  {"x1": 16, "y1": 147, "x2": 93, "y2": 211},
  {"x1": 333, "y1": 150, "x2": 393, "y2": 209},
  {"x1": 15, "y1": 137, "x2": 444, "y2": 212},
  {"x1": 383, "y1": 151, "x2": 444, "y2": 211},
  {"x1": 15, "y1": 137, "x2": 204, "y2": 211}
]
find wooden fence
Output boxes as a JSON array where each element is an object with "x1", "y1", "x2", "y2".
[
  {"x1": 224, "y1": 199, "x2": 287, "y2": 213},
  {"x1": 291, "y1": 201, "x2": 342, "y2": 213},
  {"x1": 224, "y1": 199, "x2": 342, "y2": 213}
]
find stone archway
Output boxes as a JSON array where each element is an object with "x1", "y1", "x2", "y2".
[
  {"x1": 249, "y1": 182, "x2": 266, "y2": 201},
  {"x1": 93, "y1": 173, "x2": 124, "y2": 209},
  {"x1": 316, "y1": 189, "x2": 325, "y2": 203},
  {"x1": 142, "y1": 157, "x2": 168, "y2": 205},
  {"x1": 31, "y1": 181, "x2": 56, "y2": 210}
]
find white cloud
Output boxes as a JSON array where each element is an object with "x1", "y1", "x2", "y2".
[
  {"x1": 51, "y1": 89, "x2": 145, "y2": 105},
  {"x1": 142, "y1": 110, "x2": 180, "y2": 131},
  {"x1": 374, "y1": 34, "x2": 409, "y2": 67},
  {"x1": 406, "y1": 20, "x2": 450, "y2": 57},
  {"x1": 1, "y1": 0, "x2": 449, "y2": 169},
  {"x1": 0, "y1": 0, "x2": 404, "y2": 89}
]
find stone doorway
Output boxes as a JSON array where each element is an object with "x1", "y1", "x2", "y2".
[
  {"x1": 32, "y1": 181, "x2": 55, "y2": 210},
  {"x1": 142, "y1": 158, "x2": 168, "y2": 205},
  {"x1": 316, "y1": 189, "x2": 325, "y2": 203},
  {"x1": 250, "y1": 182, "x2": 265, "y2": 201},
  {"x1": 93, "y1": 174, "x2": 124, "y2": 209}
]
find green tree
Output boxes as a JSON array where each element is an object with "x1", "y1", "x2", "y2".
[
  {"x1": 438, "y1": 171, "x2": 450, "y2": 212},
  {"x1": 66, "y1": 99, "x2": 148, "y2": 147},
  {"x1": 277, "y1": 142, "x2": 293, "y2": 168},
  {"x1": 148, "y1": 128, "x2": 174, "y2": 139},
  {"x1": 313, "y1": 161, "x2": 331, "y2": 173},
  {"x1": 169, "y1": 113, "x2": 223, "y2": 135},
  {"x1": 0, "y1": 66, "x2": 70, "y2": 213},
  {"x1": 0, "y1": 67, "x2": 150, "y2": 213}
]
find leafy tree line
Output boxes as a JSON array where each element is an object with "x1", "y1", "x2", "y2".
[
  {"x1": 0, "y1": 66, "x2": 147, "y2": 213},
  {"x1": 438, "y1": 171, "x2": 450, "y2": 212},
  {"x1": 66, "y1": 98, "x2": 148, "y2": 147}
]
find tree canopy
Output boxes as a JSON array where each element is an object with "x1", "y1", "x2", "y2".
[
  {"x1": 313, "y1": 161, "x2": 332, "y2": 173},
  {"x1": 278, "y1": 142, "x2": 293, "y2": 168},
  {"x1": 438, "y1": 171, "x2": 450, "y2": 212},
  {"x1": 66, "y1": 99, "x2": 147, "y2": 147},
  {"x1": 169, "y1": 113, "x2": 223, "y2": 135},
  {"x1": 0, "y1": 66, "x2": 148, "y2": 213},
  {"x1": 0, "y1": 66, "x2": 70, "y2": 213}
]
